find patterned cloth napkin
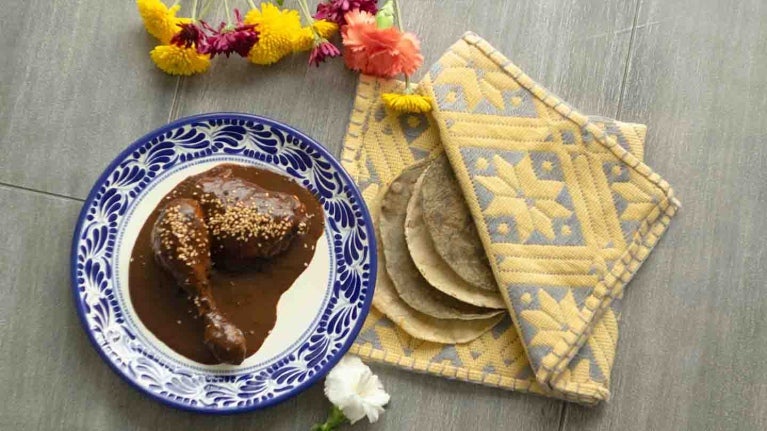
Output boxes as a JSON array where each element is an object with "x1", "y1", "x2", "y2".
[{"x1": 343, "y1": 32, "x2": 679, "y2": 404}]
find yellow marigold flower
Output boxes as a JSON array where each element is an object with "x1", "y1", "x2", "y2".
[
  {"x1": 150, "y1": 44, "x2": 210, "y2": 76},
  {"x1": 313, "y1": 20, "x2": 339, "y2": 39},
  {"x1": 382, "y1": 93, "x2": 433, "y2": 113},
  {"x1": 136, "y1": 0, "x2": 190, "y2": 44},
  {"x1": 293, "y1": 20, "x2": 339, "y2": 52},
  {"x1": 244, "y1": 3, "x2": 303, "y2": 65}
]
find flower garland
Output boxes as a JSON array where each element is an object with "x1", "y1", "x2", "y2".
[{"x1": 136, "y1": 0, "x2": 431, "y2": 112}]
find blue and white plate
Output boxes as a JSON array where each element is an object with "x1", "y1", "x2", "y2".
[{"x1": 71, "y1": 113, "x2": 376, "y2": 413}]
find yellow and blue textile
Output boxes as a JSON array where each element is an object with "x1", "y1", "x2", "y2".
[{"x1": 344, "y1": 32, "x2": 679, "y2": 404}]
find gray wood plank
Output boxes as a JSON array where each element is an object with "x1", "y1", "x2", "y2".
[
  {"x1": 564, "y1": 0, "x2": 767, "y2": 430},
  {"x1": 0, "y1": 0, "x2": 654, "y2": 429},
  {"x1": 0, "y1": 0, "x2": 178, "y2": 199}
]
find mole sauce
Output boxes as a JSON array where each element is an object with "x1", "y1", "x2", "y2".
[{"x1": 129, "y1": 164, "x2": 324, "y2": 364}]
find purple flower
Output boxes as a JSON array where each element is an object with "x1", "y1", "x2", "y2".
[
  {"x1": 309, "y1": 40, "x2": 341, "y2": 67},
  {"x1": 170, "y1": 22, "x2": 205, "y2": 49},
  {"x1": 200, "y1": 9, "x2": 259, "y2": 58},
  {"x1": 314, "y1": 0, "x2": 378, "y2": 26}
]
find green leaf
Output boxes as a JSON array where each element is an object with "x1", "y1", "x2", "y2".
[
  {"x1": 376, "y1": 1, "x2": 395, "y2": 29},
  {"x1": 274, "y1": 0, "x2": 285, "y2": 6}
]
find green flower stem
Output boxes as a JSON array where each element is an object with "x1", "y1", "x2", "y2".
[
  {"x1": 223, "y1": 0, "x2": 232, "y2": 24},
  {"x1": 392, "y1": 0, "x2": 404, "y2": 31},
  {"x1": 311, "y1": 406, "x2": 348, "y2": 431},
  {"x1": 247, "y1": 0, "x2": 257, "y2": 9},
  {"x1": 191, "y1": 0, "x2": 199, "y2": 20},
  {"x1": 297, "y1": 0, "x2": 314, "y2": 25},
  {"x1": 296, "y1": 0, "x2": 321, "y2": 39},
  {"x1": 392, "y1": 0, "x2": 412, "y2": 90},
  {"x1": 198, "y1": 0, "x2": 214, "y2": 21}
]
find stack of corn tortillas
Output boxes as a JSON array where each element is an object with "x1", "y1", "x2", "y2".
[{"x1": 373, "y1": 155, "x2": 508, "y2": 344}]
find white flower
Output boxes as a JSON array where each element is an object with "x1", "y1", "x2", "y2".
[{"x1": 324, "y1": 355, "x2": 390, "y2": 424}]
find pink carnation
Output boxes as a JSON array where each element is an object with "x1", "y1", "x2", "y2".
[{"x1": 341, "y1": 10, "x2": 423, "y2": 78}]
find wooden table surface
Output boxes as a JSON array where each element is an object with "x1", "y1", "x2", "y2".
[{"x1": 2, "y1": 0, "x2": 766, "y2": 430}]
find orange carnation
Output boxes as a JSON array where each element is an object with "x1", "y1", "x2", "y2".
[{"x1": 341, "y1": 10, "x2": 423, "y2": 78}]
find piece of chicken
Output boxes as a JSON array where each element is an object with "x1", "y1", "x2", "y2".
[
  {"x1": 151, "y1": 198, "x2": 247, "y2": 364},
  {"x1": 195, "y1": 167, "x2": 308, "y2": 270}
]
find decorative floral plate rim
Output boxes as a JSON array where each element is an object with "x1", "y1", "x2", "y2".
[{"x1": 70, "y1": 112, "x2": 377, "y2": 414}]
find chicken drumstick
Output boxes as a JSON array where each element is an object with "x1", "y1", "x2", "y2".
[{"x1": 151, "y1": 198, "x2": 247, "y2": 364}]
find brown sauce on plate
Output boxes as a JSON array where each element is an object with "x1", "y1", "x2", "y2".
[{"x1": 129, "y1": 164, "x2": 324, "y2": 364}]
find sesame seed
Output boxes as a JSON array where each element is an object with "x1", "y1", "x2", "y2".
[{"x1": 205, "y1": 194, "x2": 305, "y2": 246}]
